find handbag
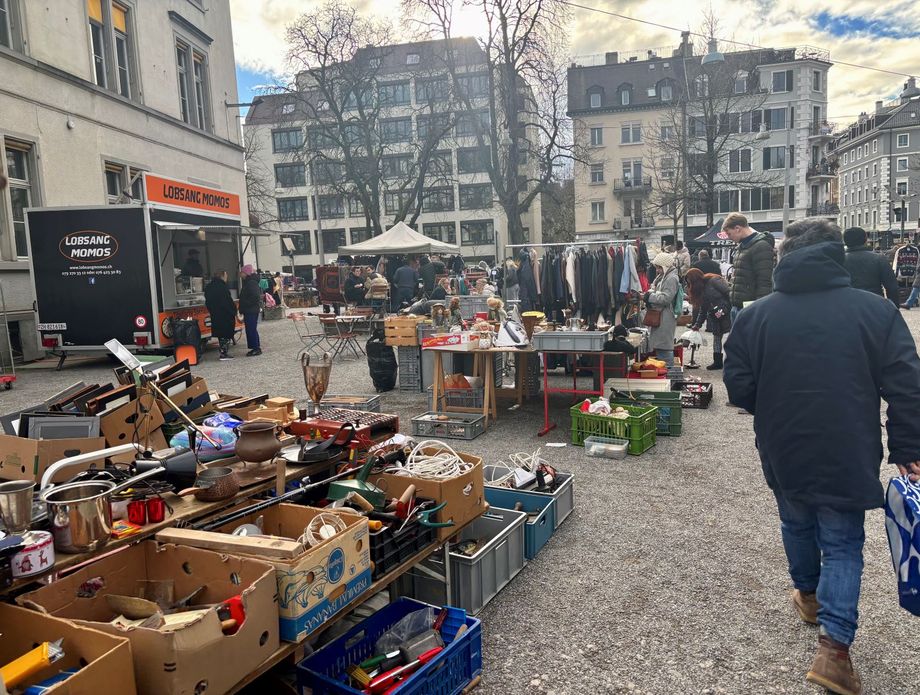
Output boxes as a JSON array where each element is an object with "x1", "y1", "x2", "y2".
[
  {"x1": 642, "y1": 308, "x2": 662, "y2": 327},
  {"x1": 884, "y1": 475, "x2": 920, "y2": 616}
]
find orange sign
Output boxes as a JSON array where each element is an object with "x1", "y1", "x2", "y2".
[{"x1": 144, "y1": 173, "x2": 241, "y2": 217}]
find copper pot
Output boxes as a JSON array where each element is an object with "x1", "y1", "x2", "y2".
[
  {"x1": 177, "y1": 467, "x2": 239, "y2": 502},
  {"x1": 234, "y1": 421, "x2": 283, "y2": 465}
]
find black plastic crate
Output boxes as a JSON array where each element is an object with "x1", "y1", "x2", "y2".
[
  {"x1": 671, "y1": 380, "x2": 713, "y2": 409},
  {"x1": 368, "y1": 502, "x2": 439, "y2": 579}
]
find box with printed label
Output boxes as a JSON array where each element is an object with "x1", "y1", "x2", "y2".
[
  {"x1": 157, "y1": 504, "x2": 372, "y2": 643},
  {"x1": 0, "y1": 434, "x2": 107, "y2": 483},
  {"x1": 421, "y1": 332, "x2": 482, "y2": 351}
]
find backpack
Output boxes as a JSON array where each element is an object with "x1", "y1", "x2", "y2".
[
  {"x1": 884, "y1": 475, "x2": 920, "y2": 616},
  {"x1": 673, "y1": 281, "x2": 684, "y2": 318},
  {"x1": 365, "y1": 330, "x2": 397, "y2": 393}
]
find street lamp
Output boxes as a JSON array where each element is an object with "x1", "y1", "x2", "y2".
[
  {"x1": 701, "y1": 39, "x2": 725, "y2": 67},
  {"x1": 224, "y1": 97, "x2": 265, "y2": 109}
]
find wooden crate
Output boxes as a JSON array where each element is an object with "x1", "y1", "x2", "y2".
[{"x1": 384, "y1": 316, "x2": 423, "y2": 346}]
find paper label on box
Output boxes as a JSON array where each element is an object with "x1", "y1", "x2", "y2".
[{"x1": 279, "y1": 569, "x2": 372, "y2": 641}]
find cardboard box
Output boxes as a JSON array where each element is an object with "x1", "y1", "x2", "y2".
[
  {"x1": 157, "y1": 505, "x2": 372, "y2": 643},
  {"x1": 99, "y1": 399, "x2": 168, "y2": 462},
  {"x1": 0, "y1": 434, "x2": 106, "y2": 483},
  {"x1": 17, "y1": 542, "x2": 279, "y2": 695},
  {"x1": 0, "y1": 603, "x2": 136, "y2": 695},
  {"x1": 372, "y1": 451, "x2": 486, "y2": 541},
  {"x1": 156, "y1": 377, "x2": 210, "y2": 423},
  {"x1": 421, "y1": 332, "x2": 482, "y2": 351}
]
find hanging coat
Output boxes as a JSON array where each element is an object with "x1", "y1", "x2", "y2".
[
  {"x1": 565, "y1": 250, "x2": 577, "y2": 303},
  {"x1": 518, "y1": 249, "x2": 538, "y2": 312}
]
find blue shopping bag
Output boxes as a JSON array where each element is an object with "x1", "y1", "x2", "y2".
[{"x1": 884, "y1": 476, "x2": 920, "y2": 616}]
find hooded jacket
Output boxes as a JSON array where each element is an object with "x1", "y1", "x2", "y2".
[
  {"x1": 843, "y1": 245, "x2": 899, "y2": 306},
  {"x1": 729, "y1": 231, "x2": 774, "y2": 307},
  {"x1": 724, "y1": 241, "x2": 920, "y2": 510},
  {"x1": 238, "y1": 274, "x2": 262, "y2": 314},
  {"x1": 204, "y1": 277, "x2": 237, "y2": 339}
]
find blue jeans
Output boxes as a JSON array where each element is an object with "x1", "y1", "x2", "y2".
[
  {"x1": 730, "y1": 306, "x2": 741, "y2": 323},
  {"x1": 655, "y1": 348, "x2": 674, "y2": 366},
  {"x1": 243, "y1": 312, "x2": 260, "y2": 350},
  {"x1": 774, "y1": 493, "x2": 865, "y2": 645},
  {"x1": 905, "y1": 287, "x2": 920, "y2": 307}
]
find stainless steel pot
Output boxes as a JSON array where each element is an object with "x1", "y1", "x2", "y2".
[{"x1": 40, "y1": 467, "x2": 165, "y2": 553}]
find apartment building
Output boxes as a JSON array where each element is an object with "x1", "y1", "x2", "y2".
[
  {"x1": 243, "y1": 38, "x2": 542, "y2": 276},
  {"x1": 1, "y1": 0, "x2": 245, "y2": 359},
  {"x1": 568, "y1": 36, "x2": 833, "y2": 242},
  {"x1": 832, "y1": 78, "x2": 920, "y2": 235}
]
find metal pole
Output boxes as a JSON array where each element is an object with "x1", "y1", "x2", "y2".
[
  {"x1": 901, "y1": 196, "x2": 906, "y2": 240},
  {"x1": 782, "y1": 101, "x2": 792, "y2": 234},
  {"x1": 314, "y1": 194, "x2": 326, "y2": 266}
]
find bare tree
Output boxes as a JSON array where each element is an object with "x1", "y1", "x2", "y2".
[
  {"x1": 243, "y1": 131, "x2": 279, "y2": 230},
  {"x1": 404, "y1": 0, "x2": 580, "y2": 246},
  {"x1": 541, "y1": 179, "x2": 575, "y2": 243}
]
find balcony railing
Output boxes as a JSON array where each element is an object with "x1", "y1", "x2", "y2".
[
  {"x1": 806, "y1": 203, "x2": 840, "y2": 216},
  {"x1": 809, "y1": 121, "x2": 835, "y2": 137},
  {"x1": 807, "y1": 162, "x2": 837, "y2": 178},
  {"x1": 613, "y1": 176, "x2": 652, "y2": 193}
]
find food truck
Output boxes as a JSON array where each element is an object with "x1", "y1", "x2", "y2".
[{"x1": 25, "y1": 173, "x2": 262, "y2": 360}]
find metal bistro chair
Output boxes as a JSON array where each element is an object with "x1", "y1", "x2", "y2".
[
  {"x1": 289, "y1": 312, "x2": 333, "y2": 359},
  {"x1": 319, "y1": 315, "x2": 363, "y2": 360}
]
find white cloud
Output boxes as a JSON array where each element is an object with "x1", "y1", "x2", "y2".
[{"x1": 229, "y1": 0, "x2": 920, "y2": 127}]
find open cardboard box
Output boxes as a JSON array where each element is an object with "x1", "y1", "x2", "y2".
[
  {"x1": 17, "y1": 542, "x2": 279, "y2": 695},
  {"x1": 156, "y1": 377, "x2": 211, "y2": 423},
  {"x1": 0, "y1": 603, "x2": 136, "y2": 695},
  {"x1": 99, "y1": 398, "x2": 168, "y2": 463},
  {"x1": 0, "y1": 434, "x2": 106, "y2": 483},
  {"x1": 371, "y1": 450, "x2": 487, "y2": 541},
  {"x1": 156, "y1": 505, "x2": 372, "y2": 643}
]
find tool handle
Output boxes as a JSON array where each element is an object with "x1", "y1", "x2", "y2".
[
  {"x1": 348, "y1": 491, "x2": 375, "y2": 512},
  {"x1": 0, "y1": 642, "x2": 55, "y2": 688},
  {"x1": 398, "y1": 485, "x2": 416, "y2": 506}
]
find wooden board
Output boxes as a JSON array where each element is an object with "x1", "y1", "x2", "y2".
[{"x1": 154, "y1": 528, "x2": 302, "y2": 559}]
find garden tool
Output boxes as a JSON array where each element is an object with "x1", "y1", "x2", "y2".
[{"x1": 327, "y1": 456, "x2": 386, "y2": 509}]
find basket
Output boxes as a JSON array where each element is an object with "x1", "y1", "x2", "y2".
[
  {"x1": 671, "y1": 380, "x2": 713, "y2": 409},
  {"x1": 411, "y1": 412, "x2": 485, "y2": 440},
  {"x1": 570, "y1": 399, "x2": 656, "y2": 454}
]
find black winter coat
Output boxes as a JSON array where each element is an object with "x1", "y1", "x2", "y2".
[
  {"x1": 518, "y1": 251, "x2": 538, "y2": 312},
  {"x1": 724, "y1": 241, "x2": 920, "y2": 510},
  {"x1": 691, "y1": 276, "x2": 731, "y2": 334},
  {"x1": 238, "y1": 275, "x2": 262, "y2": 314},
  {"x1": 691, "y1": 258, "x2": 722, "y2": 276},
  {"x1": 843, "y1": 246, "x2": 899, "y2": 306},
  {"x1": 204, "y1": 277, "x2": 237, "y2": 339},
  {"x1": 729, "y1": 232, "x2": 774, "y2": 307}
]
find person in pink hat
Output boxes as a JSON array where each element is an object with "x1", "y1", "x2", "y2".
[{"x1": 238, "y1": 265, "x2": 262, "y2": 356}]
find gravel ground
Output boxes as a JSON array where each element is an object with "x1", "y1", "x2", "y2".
[{"x1": 6, "y1": 311, "x2": 920, "y2": 694}]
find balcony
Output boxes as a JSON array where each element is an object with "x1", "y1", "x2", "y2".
[
  {"x1": 613, "y1": 216, "x2": 657, "y2": 230},
  {"x1": 806, "y1": 202, "x2": 840, "y2": 217},
  {"x1": 613, "y1": 176, "x2": 652, "y2": 194},
  {"x1": 808, "y1": 121, "x2": 836, "y2": 140},
  {"x1": 806, "y1": 162, "x2": 836, "y2": 179}
]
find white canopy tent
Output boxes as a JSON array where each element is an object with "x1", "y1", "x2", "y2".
[{"x1": 338, "y1": 221, "x2": 459, "y2": 255}]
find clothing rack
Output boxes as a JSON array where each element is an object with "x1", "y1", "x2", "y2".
[{"x1": 505, "y1": 239, "x2": 633, "y2": 251}]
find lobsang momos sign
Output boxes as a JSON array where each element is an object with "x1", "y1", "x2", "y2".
[{"x1": 59, "y1": 231, "x2": 119, "y2": 263}]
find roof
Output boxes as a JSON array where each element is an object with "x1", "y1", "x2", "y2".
[
  {"x1": 244, "y1": 93, "x2": 309, "y2": 125},
  {"x1": 338, "y1": 221, "x2": 459, "y2": 255}
]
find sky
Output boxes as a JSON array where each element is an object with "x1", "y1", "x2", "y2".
[{"x1": 230, "y1": 0, "x2": 920, "y2": 127}]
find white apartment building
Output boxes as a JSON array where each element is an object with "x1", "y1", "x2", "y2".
[
  {"x1": 0, "y1": 0, "x2": 245, "y2": 359},
  {"x1": 243, "y1": 38, "x2": 542, "y2": 277}
]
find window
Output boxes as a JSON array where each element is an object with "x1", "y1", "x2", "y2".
[
  {"x1": 5, "y1": 143, "x2": 34, "y2": 257},
  {"x1": 312, "y1": 160, "x2": 342, "y2": 185},
  {"x1": 0, "y1": 0, "x2": 21, "y2": 50},
  {"x1": 281, "y1": 233, "x2": 311, "y2": 255},
  {"x1": 384, "y1": 191, "x2": 409, "y2": 215},
  {"x1": 378, "y1": 81, "x2": 410, "y2": 106},
  {"x1": 417, "y1": 113, "x2": 451, "y2": 141},
  {"x1": 278, "y1": 198, "x2": 309, "y2": 221},
  {"x1": 856, "y1": 189, "x2": 861, "y2": 204},
  {"x1": 459, "y1": 183, "x2": 492, "y2": 210},
  {"x1": 349, "y1": 227, "x2": 371, "y2": 244},
  {"x1": 897, "y1": 157, "x2": 909, "y2": 172},
  {"x1": 843, "y1": 152, "x2": 848, "y2": 164},
  {"x1": 898, "y1": 133, "x2": 910, "y2": 148},
  {"x1": 103, "y1": 162, "x2": 143, "y2": 203},
  {"x1": 590, "y1": 126, "x2": 603, "y2": 146},
  {"x1": 318, "y1": 194, "x2": 345, "y2": 218},
  {"x1": 457, "y1": 74, "x2": 489, "y2": 99},
  {"x1": 272, "y1": 128, "x2": 302, "y2": 152},
  {"x1": 348, "y1": 196, "x2": 365, "y2": 217},
  {"x1": 460, "y1": 220, "x2": 495, "y2": 245},
  {"x1": 844, "y1": 174, "x2": 849, "y2": 185},
  {"x1": 844, "y1": 192, "x2": 848, "y2": 206},
  {"x1": 621, "y1": 159, "x2": 642, "y2": 183},
  {"x1": 274, "y1": 163, "x2": 305, "y2": 188},
  {"x1": 111, "y1": 3, "x2": 132, "y2": 97},
  {"x1": 380, "y1": 118, "x2": 412, "y2": 143},
  {"x1": 857, "y1": 211, "x2": 862, "y2": 226},
  {"x1": 659, "y1": 82, "x2": 673, "y2": 101},
  {"x1": 307, "y1": 126, "x2": 336, "y2": 149},
  {"x1": 421, "y1": 187, "x2": 454, "y2": 213},
  {"x1": 423, "y1": 222, "x2": 456, "y2": 244},
  {"x1": 660, "y1": 124, "x2": 674, "y2": 140},
  {"x1": 763, "y1": 146, "x2": 787, "y2": 170},
  {"x1": 406, "y1": 53, "x2": 420, "y2": 65},
  {"x1": 618, "y1": 84, "x2": 632, "y2": 106},
  {"x1": 429, "y1": 150, "x2": 452, "y2": 175},
  {"x1": 192, "y1": 52, "x2": 209, "y2": 128},
  {"x1": 590, "y1": 201, "x2": 605, "y2": 222},
  {"x1": 176, "y1": 40, "x2": 210, "y2": 129},
  {"x1": 734, "y1": 72, "x2": 748, "y2": 94},
  {"x1": 382, "y1": 154, "x2": 412, "y2": 179},
  {"x1": 694, "y1": 75, "x2": 708, "y2": 98},
  {"x1": 660, "y1": 157, "x2": 675, "y2": 180},
  {"x1": 812, "y1": 70, "x2": 822, "y2": 92},
  {"x1": 873, "y1": 210, "x2": 878, "y2": 227},
  {"x1": 772, "y1": 69, "x2": 793, "y2": 93},
  {"x1": 620, "y1": 123, "x2": 641, "y2": 144},
  {"x1": 457, "y1": 146, "x2": 490, "y2": 173},
  {"x1": 689, "y1": 116, "x2": 707, "y2": 137},
  {"x1": 455, "y1": 110, "x2": 490, "y2": 137},
  {"x1": 589, "y1": 163, "x2": 604, "y2": 184},
  {"x1": 897, "y1": 181, "x2": 908, "y2": 196},
  {"x1": 416, "y1": 78, "x2": 449, "y2": 103},
  {"x1": 729, "y1": 148, "x2": 752, "y2": 173},
  {"x1": 856, "y1": 147, "x2": 861, "y2": 161},
  {"x1": 321, "y1": 229, "x2": 346, "y2": 253},
  {"x1": 873, "y1": 163, "x2": 878, "y2": 176},
  {"x1": 590, "y1": 93, "x2": 601, "y2": 108},
  {"x1": 873, "y1": 139, "x2": 878, "y2": 153},
  {"x1": 764, "y1": 108, "x2": 786, "y2": 130},
  {"x1": 88, "y1": 0, "x2": 108, "y2": 88}
]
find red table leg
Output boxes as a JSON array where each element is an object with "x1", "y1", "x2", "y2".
[{"x1": 538, "y1": 351, "x2": 556, "y2": 436}]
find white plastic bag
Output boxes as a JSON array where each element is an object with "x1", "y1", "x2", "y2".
[{"x1": 679, "y1": 329, "x2": 706, "y2": 347}]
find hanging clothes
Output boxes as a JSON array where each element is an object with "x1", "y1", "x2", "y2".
[
  {"x1": 518, "y1": 249, "x2": 538, "y2": 312},
  {"x1": 565, "y1": 250, "x2": 577, "y2": 304}
]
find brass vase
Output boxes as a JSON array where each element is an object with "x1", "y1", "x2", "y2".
[{"x1": 302, "y1": 352, "x2": 332, "y2": 416}]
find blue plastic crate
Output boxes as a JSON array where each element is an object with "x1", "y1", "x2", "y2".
[
  {"x1": 297, "y1": 598, "x2": 482, "y2": 695},
  {"x1": 482, "y1": 487, "x2": 556, "y2": 559}
]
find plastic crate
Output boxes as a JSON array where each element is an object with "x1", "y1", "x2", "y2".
[
  {"x1": 583, "y1": 436, "x2": 629, "y2": 459},
  {"x1": 483, "y1": 488, "x2": 555, "y2": 559},
  {"x1": 396, "y1": 507, "x2": 527, "y2": 615},
  {"x1": 296, "y1": 598, "x2": 482, "y2": 695},
  {"x1": 369, "y1": 508, "x2": 438, "y2": 580},
  {"x1": 426, "y1": 386, "x2": 485, "y2": 411},
  {"x1": 304, "y1": 395, "x2": 381, "y2": 416},
  {"x1": 457, "y1": 295, "x2": 489, "y2": 319},
  {"x1": 411, "y1": 412, "x2": 485, "y2": 440},
  {"x1": 671, "y1": 381, "x2": 713, "y2": 409},
  {"x1": 482, "y1": 469, "x2": 574, "y2": 530},
  {"x1": 532, "y1": 330, "x2": 607, "y2": 352},
  {"x1": 398, "y1": 346, "x2": 421, "y2": 374},
  {"x1": 398, "y1": 370, "x2": 423, "y2": 392},
  {"x1": 570, "y1": 399, "x2": 657, "y2": 455},
  {"x1": 612, "y1": 391, "x2": 682, "y2": 437}
]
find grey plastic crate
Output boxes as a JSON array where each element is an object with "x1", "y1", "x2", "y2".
[
  {"x1": 457, "y1": 295, "x2": 489, "y2": 319},
  {"x1": 482, "y1": 468, "x2": 575, "y2": 530},
  {"x1": 411, "y1": 411, "x2": 485, "y2": 440},
  {"x1": 395, "y1": 507, "x2": 527, "y2": 614},
  {"x1": 398, "y1": 346, "x2": 421, "y2": 376},
  {"x1": 303, "y1": 394, "x2": 381, "y2": 416},
  {"x1": 398, "y1": 370, "x2": 422, "y2": 392},
  {"x1": 532, "y1": 330, "x2": 607, "y2": 352},
  {"x1": 426, "y1": 386, "x2": 485, "y2": 410}
]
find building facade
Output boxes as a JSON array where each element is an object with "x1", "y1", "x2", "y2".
[
  {"x1": 0, "y1": 0, "x2": 245, "y2": 359},
  {"x1": 832, "y1": 79, "x2": 920, "y2": 237},
  {"x1": 243, "y1": 38, "x2": 542, "y2": 277},
  {"x1": 568, "y1": 37, "x2": 833, "y2": 242}
]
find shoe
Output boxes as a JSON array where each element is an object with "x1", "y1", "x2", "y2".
[
  {"x1": 706, "y1": 354, "x2": 724, "y2": 370},
  {"x1": 806, "y1": 634, "x2": 862, "y2": 695},
  {"x1": 900, "y1": 304, "x2": 912, "y2": 310},
  {"x1": 792, "y1": 589, "x2": 819, "y2": 625},
  {"x1": 247, "y1": 348, "x2": 262, "y2": 356},
  {"x1": 219, "y1": 353, "x2": 233, "y2": 361}
]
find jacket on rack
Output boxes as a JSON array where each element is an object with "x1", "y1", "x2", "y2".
[{"x1": 518, "y1": 249, "x2": 538, "y2": 311}]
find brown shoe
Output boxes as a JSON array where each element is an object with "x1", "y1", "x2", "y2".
[
  {"x1": 806, "y1": 635, "x2": 863, "y2": 695},
  {"x1": 792, "y1": 589, "x2": 819, "y2": 625}
]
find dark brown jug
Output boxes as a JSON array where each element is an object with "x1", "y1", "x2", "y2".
[{"x1": 234, "y1": 421, "x2": 282, "y2": 464}]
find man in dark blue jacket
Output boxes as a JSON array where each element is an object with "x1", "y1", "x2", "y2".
[{"x1": 725, "y1": 218, "x2": 920, "y2": 695}]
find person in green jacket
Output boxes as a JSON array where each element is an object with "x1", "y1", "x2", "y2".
[{"x1": 723, "y1": 212, "x2": 775, "y2": 320}]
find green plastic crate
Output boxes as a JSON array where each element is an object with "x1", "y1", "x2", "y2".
[
  {"x1": 613, "y1": 397, "x2": 682, "y2": 437},
  {"x1": 570, "y1": 399, "x2": 657, "y2": 454}
]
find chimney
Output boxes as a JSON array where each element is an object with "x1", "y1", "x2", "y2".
[
  {"x1": 901, "y1": 76, "x2": 919, "y2": 103},
  {"x1": 875, "y1": 100, "x2": 884, "y2": 113},
  {"x1": 679, "y1": 31, "x2": 693, "y2": 57},
  {"x1": 605, "y1": 52, "x2": 618, "y2": 65}
]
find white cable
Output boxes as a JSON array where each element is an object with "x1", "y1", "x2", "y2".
[{"x1": 385, "y1": 439, "x2": 474, "y2": 479}]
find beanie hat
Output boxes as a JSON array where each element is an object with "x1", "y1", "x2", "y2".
[
  {"x1": 241, "y1": 264, "x2": 254, "y2": 275},
  {"x1": 652, "y1": 252, "x2": 675, "y2": 269}
]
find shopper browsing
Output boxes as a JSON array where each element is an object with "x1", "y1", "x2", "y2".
[
  {"x1": 685, "y1": 268, "x2": 731, "y2": 370},
  {"x1": 691, "y1": 249, "x2": 722, "y2": 276},
  {"x1": 344, "y1": 266, "x2": 366, "y2": 305},
  {"x1": 393, "y1": 258, "x2": 419, "y2": 309},
  {"x1": 238, "y1": 265, "x2": 263, "y2": 356},
  {"x1": 723, "y1": 212, "x2": 774, "y2": 319},
  {"x1": 842, "y1": 227, "x2": 899, "y2": 307},
  {"x1": 643, "y1": 252, "x2": 679, "y2": 366},
  {"x1": 724, "y1": 218, "x2": 920, "y2": 695},
  {"x1": 204, "y1": 270, "x2": 237, "y2": 361}
]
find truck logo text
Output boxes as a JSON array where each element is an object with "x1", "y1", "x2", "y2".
[{"x1": 59, "y1": 231, "x2": 119, "y2": 264}]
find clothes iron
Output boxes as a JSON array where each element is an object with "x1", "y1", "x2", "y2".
[{"x1": 494, "y1": 319, "x2": 530, "y2": 348}]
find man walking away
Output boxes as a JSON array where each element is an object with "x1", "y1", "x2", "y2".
[
  {"x1": 393, "y1": 257, "x2": 419, "y2": 309},
  {"x1": 204, "y1": 271, "x2": 237, "y2": 361},
  {"x1": 691, "y1": 249, "x2": 722, "y2": 276},
  {"x1": 723, "y1": 212, "x2": 774, "y2": 319},
  {"x1": 238, "y1": 265, "x2": 263, "y2": 356},
  {"x1": 842, "y1": 227, "x2": 899, "y2": 307},
  {"x1": 675, "y1": 240, "x2": 691, "y2": 279},
  {"x1": 724, "y1": 218, "x2": 920, "y2": 695}
]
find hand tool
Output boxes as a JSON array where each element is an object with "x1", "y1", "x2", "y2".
[
  {"x1": 366, "y1": 647, "x2": 442, "y2": 694},
  {"x1": 0, "y1": 640, "x2": 64, "y2": 689}
]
